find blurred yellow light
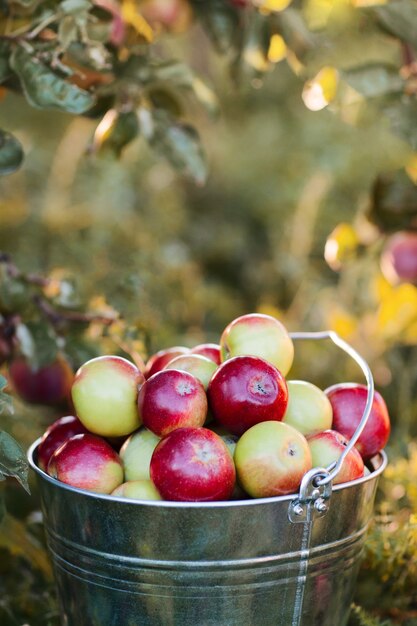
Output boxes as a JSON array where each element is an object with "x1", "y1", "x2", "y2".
[
  {"x1": 268, "y1": 34, "x2": 287, "y2": 63},
  {"x1": 93, "y1": 109, "x2": 117, "y2": 148},
  {"x1": 243, "y1": 47, "x2": 269, "y2": 72},
  {"x1": 302, "y1": 66, "x2": 338, "y2": 111},
  {"x1": 377, "y1": 283, "x2": 417, "y2": 340},
  {"x1": 256, "y1": 0, "x2": 292, "y2": 12},
  {"x1": 326, "y1": 306, "x2": 358, "y2": 339},
  {"x1": 122, "y1": 0, "x2": 154, "y2": 42},
  {"x1": 351, "y1": 0, "x2": 387, "y2": 6},
  {"x1": 405, "y1": 152, "x2": 417, "y2": 184},
  {"x1": 324, "y1": 222, "x2": 359, "y2": 270}
]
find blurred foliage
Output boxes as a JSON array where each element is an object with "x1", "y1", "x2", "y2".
[{"x1": 1, "y1": 0, "x2": 417, "y2": 624}]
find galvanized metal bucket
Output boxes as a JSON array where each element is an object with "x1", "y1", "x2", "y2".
[{"x1": 28, "y1": 331, "x2": 388, "y2": 626}]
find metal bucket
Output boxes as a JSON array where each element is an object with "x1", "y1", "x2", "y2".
[{"x1": 27, "y1": 331, "x2": 388, "y2": 626}]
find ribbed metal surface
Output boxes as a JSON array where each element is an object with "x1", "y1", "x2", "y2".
[{"x1": 28, "y1": 441, "x2": 386, "y2": 626}]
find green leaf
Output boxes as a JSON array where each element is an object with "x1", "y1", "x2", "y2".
[
  {"x1": 10, "y1": 46, "x2": 96, "y2": 114},
  {"x1": 150, "y1": 115, "x2": 208, "y2": 185},
  {"x1": 193, "y1": 0, "x2": 240, "y2": 54},
  {"x1": 60, "y1": 0, "x2": 92, "y2": 15},
  {"x1": 0, "y1": 431, "x2": 30, "y2": 493},
  {"x1": 20, "y1": 321, "x2": 59, "y2": 370},
  {"x1": 0, "y1": 129, "x2": 24, "y2": 176},
  {"x1": 0, "y1": 490, "x2": 5, "y2": 525},
  {"x1": 93, "y1": 110, "x2": 139, "y2": 157},
  {"x1": 0, "y1": 375, "x2": 13, "y2": 416},
  {"x1": 343, "y1": 65, "x2": 404, "y2": 98},
  {"x1": 372, "y1": 0, "x2": 417, "y2": 48},
  {"x1": 152, "y1": 61, "x2": 219, "y2": 116},
  {"x1": 0, "y1": 41, "x2": 11, "y2": 84}
]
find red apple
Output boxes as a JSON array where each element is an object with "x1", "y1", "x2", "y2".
[
  {"x1": 37, "y1": 415, "x2": 88, "y2": 471},
  {"x1": 220, "y1": 313, "x2": 294, "y2": 376},
  {"x1": 325, "y1": 383, "x2": 391, "y2": 460},
  {"x1": 150, "y1": 427, "x2": 236, "y2": 502},
  {"x1": 71, "y1": 355, "x2": 144, "y2": 437},
  {"x1": 164, "y1": 353, "x2": 217, "y2": 389},
  {"x1": 144, "y1": 346, "x2": 189, "y2": 379},
  {"x1": 380, "y1": 231, "x2": 417, "y2": 285},
  {"x1": 111, "y1": 480, "x2": 162, "y2": 500},
  {"x1": 47, "y1": 433, "x2": 124, "y2": 494},
  {"x1": 138, "y1": 369, "x2": 207, "y2": 437},
  {"x1": 234, "y1": 421, "x2": 312, "y2": 498},
  {"x1": 283, "y1": 380, "x2": 333, "y2": 437},
  {"x1": 307, "y1": 429, "x2": 364, "y2": 485},
  {"x1": 190, "y1": 343, "x2": 221, "y2": 365},
  {"x1": 207, "y1": 355, "x2": 288, "y2": 436},
  {"x1": 119, "y1": 427, "x2": 161, "y2": 481},
  {"x1": 9, "y1": 355, "x2": 74, "y2": 406}
]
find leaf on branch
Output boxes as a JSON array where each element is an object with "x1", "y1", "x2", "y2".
[
  {"x1": 10, "y1": 45, "x2": 96, "y2": 114},
  {"x1": 0, "y1": 431, "x2": 29, "y2": 493},
  {"x1": 343, "y1": 64, "x2": 404, "y2": 98},
  {"x1": 92, "y1": 109, "x2": 139, "y2": 156},
  {"x1": 149, "y1": 113, "x2": 208, "y2": 185},
  {"x1": 0, "y1": 129, "x2": 24, "y2": 176},
  {"x1": 15, "y1": 321, "x2": 58, "y2": 369},
  {"x1": 0, "y1": 375, "x2": 13, "y2": 416},
  {"x1": 60, "y1": 0, "x2": 92, "y2": 15},
  {"x1": 193, "y1": 0, "x2": 240, "y2": 54},
  {"x1": 152, "y1": 61, "x2": 219, "y2": 116},
  {"x1": 0, "y1": 42, "x2": 11, "y2": 84},
  {"x1": 372, "y1": 0, "x2": 417, "y2": 48}
]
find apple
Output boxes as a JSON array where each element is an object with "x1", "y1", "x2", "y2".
[
  {"x1": 144, "y1": 346, "x2": 189, "y2": 379},
  {"x1": 119, "y1": 427, "x2": 161, "y2": 481},
  {"x1": 190, "y1": 343, "x2": 221, "y2": 365},
  {"x1": 150, "y1": 427, "x2": 236, "y2": 502},
  {"x1": 47, "y1": 433, "x2": 124, "y2": 494},
  {"x1": 380, "y1": 231, "x2": 417, "y2": 285},
  {"x1": 325, "y1": 383, "x2": 391, "y2": 460},
  {"x1": 71, "y1": 355, "x2": 144, "y2": 437},
  {"x1": 220, "y1": 313, "x2": 294, "y2": 376},
  {"x1": 37, "y1": 415, "x2": 88, "y2": 471},
  {"x1": 234, "y1": 421, "x2": 312, "y2": 498},
  {"x1": 111, "y1": 480, "x2": 162, "y2": 500},
  {"x1": 9, "y1": 355, "x2": 74, "y2": 406},
  {"x1": 283, "y1": 380, "x2": 333, "y2": 437},
  {"x1": 164, "y1": 353, "x2": 217, "y2": 389},
  {"x1": 138, "y1": 369, "x2": 207, "y2": 437},
  {"x1": 207, "y1": 355, "x2": 288, "y2": 436},
  {"x1": 307, "y1": 430, "x2": 364, "y2": 485}
]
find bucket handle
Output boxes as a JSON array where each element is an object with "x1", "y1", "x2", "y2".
[{"x1": 288, "y1": 330, "x2": 374, "y2": 522}]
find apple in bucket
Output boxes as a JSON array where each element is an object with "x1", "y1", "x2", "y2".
[
  {"x1": 47, "y1": 433, "x2": 124, "y2": 494},
  {"x1": 150, "y1": 427, "x2": 236, "y2": 501},
  {"x1": 207, "y1": 355, "x2": 288, "y2": 436},
  {"x1": 37, "y1": 415, "x2": 88, "y2": 471},
  {"x1": 220, "y1": 313, "x2": 294, "y2": 376},
  {"x1": 307, "y1": 430, "x2": 364, "y2": 485},
  {"x1": 283, "y1": 380, "x2": 333, "y2": 437},
  {"x1": 234, "y1": 421, "x2": 312, "y2": 498},
  {"x1": 138, "y1": 369, "x2": 208, "y2": 436},
  {"x1": 325, "y1": 383, "x2": 391, "y2": 460},
  {"x1": 71, "y1": 355, "x2": 144, "y2": 437}
]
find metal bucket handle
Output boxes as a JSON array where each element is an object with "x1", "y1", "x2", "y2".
[{"x1": 288, "y1": 330, "x2": 374, "y2": 522}]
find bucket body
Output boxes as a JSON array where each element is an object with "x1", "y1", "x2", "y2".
[{"x1": 28, "y1": 442, "x2": 386, "y2": 626}]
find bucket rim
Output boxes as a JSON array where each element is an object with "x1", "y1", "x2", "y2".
[{"x1": 27, "y1": 438, "x2": 388, "y2": 509}]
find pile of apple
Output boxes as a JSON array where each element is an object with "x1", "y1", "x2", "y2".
[{"x1": 36, "y1": 314, "x2": 391, "y2": 502}]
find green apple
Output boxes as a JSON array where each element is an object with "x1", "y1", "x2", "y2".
[
  {"x1": 71, "y1": 355, "x2": 144, "y2": 437},
  {"x1": 283, "y1": 380, "x2": 333, "y2": 436},
  {"x1": 119, "y1": 427, "x2": 160, "y2": 481},
  {"x1": 111, "y1": 480, "x2": 162, "y2": 500},
  {"x1": 164, "y1": 353, "x2": 217, "y2": 390},
  {"x1": 220, "y1": 313, "x2": 294, "y2": 376},
  {"x1": 234, "y1": 421, "x2": 312, "y2": 498}
]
